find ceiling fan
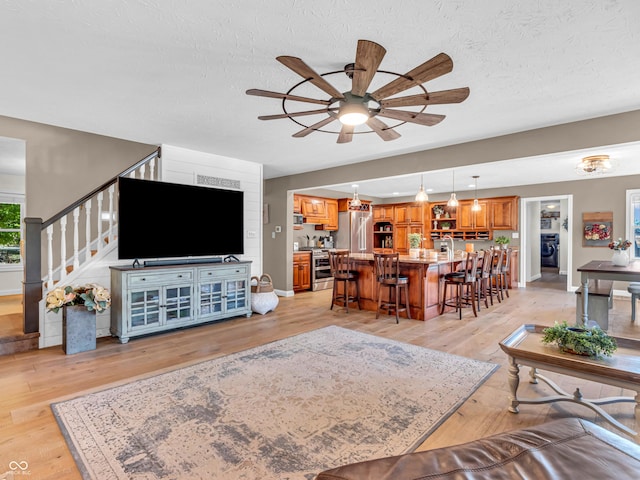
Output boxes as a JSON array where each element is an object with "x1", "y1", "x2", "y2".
[{"x1": 246, "y1": 39, "x2": 469, "y2": 143}]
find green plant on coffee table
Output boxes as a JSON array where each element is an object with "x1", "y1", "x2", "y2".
[{"x1": 541, "y1": 321, "x2": 617, "y2": 357}]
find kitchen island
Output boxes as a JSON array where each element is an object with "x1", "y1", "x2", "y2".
[{"x1": 346, "y1": 253, "x2": 467, "y2": 321}]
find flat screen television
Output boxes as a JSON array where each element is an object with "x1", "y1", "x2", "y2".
[{"x1": 117, "y1": 177, "x2": 244, "y2": 261}]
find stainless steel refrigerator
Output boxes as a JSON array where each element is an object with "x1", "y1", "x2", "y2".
[{"x1": 336, "y1": 210, "x2": 373, "y2": 253}]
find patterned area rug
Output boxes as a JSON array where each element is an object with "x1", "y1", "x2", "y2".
[{"x1": 52, "y1": 326, "x2": 498, "y2": 479}]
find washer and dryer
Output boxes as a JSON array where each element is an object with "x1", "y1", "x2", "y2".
[{"x1": 541, "y1": 233, "x2": 559, "y2": 267}]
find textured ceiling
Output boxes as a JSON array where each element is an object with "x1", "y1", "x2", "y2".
[{"x1": 1, "y1": 0, "x2": 639, "y2": 185}]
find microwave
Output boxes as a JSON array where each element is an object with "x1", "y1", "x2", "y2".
[{"x1": 293, "y1": 213, "x2": 304, "y2": 225}]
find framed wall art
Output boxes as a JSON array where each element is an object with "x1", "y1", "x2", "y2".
[{"x1": 582, "y1": 211, "x2": 613, "y2": 247}]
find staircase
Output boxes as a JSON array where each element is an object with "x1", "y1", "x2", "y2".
[{"x1": 2, "y1": 149, "x2": 161, "y2": 356}]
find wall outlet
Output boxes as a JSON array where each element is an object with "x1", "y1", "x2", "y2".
[
  {"x1": 246, "y1": 230, "x2": 257, "y2": 238},
  {"x1": 275, "y1": 225, "x2": 282, "y2": 233},
  {"x1": 512, "y1": 232, "x2": 519, "y2": 239}
]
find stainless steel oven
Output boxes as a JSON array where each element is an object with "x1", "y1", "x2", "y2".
[{"x1": 311, "y1": 249, "x2": 334, "y2": 291}]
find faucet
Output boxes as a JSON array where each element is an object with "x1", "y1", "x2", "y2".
[{"x1": 442, "y1": 234, "x2": 454, "y2": 261}]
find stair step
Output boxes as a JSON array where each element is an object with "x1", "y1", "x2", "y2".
[{"x1": 0, "y1": 332, "x2": 39, "y2": 356}]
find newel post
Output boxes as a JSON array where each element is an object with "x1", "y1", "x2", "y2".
[{"x1": 23, "y1": 217, "x2": 43, "y2": 334}]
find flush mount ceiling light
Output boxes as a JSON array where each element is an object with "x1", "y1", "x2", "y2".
[
  {"x1": 246, "y1": 39, "x2": 469, "y2": 144},
  {"x1": 447, "y1": 170, "x2": 459, "y2": 207},
  {"x1": 351, "y1": 184, "x2": 362, "y2": 207},
  {"x1": 471, "y1": 175, "x2": 481, "y2": 211},
  {"x1": 415, "y1": 173, "x2": 429, "y2": 202},
  {"x1": 576, "y1": 154, "x2": 613, "y2": 175}
]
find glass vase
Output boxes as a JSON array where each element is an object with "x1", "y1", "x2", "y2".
[{"x1": 611, "y1": 249, "x2": 629, "y2": 267}]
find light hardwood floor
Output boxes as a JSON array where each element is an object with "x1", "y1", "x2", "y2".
[{"x1": 1, "y1": 285, "x2": 639, "y2": 479}]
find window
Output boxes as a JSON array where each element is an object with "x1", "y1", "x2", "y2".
[
  {"x1": 626, "y1": 189, "x2": 640, "y2": 260},
  {"x1": 0, "y1": 196, "x2": 24, "y2": 266}
]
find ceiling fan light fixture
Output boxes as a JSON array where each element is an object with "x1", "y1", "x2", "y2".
[
  {"x1": 415, "y1": 174, "x2": 429, "y2": 202},
  {"x1": 471, "y1": 175, "x2": 481, "y2": 211},
  {"x1": 577, "y1": 154, "x2": 612, "y2": 175},
  {"x1": 338, "y1": 97, "x2": 370, "y2": 126},
  {"x1": 447, "y1": 169, "x2": 458, "y2": 207}
]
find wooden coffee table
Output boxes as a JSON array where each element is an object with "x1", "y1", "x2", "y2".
[{"x1": 499, "y1": 324, "x2": 640, "y2": 436}]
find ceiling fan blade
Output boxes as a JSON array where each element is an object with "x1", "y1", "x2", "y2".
[
  {"x1": 277, "y1": 56, "x2": 344, "y2": 99},
  {"x1": 351, "y1": 40, "x2": 386, "y2": 97},
  {"x1": 292, "y1": 115, "x2": 338, "y2": 137},
  {"x1": 371, "y1": 53, "x2": 453, "y2": 101},
  {"x1": 366, "y1": 117, "x2": 401, "y2": 141},
  {"x1": 427, "y1": 87, "x2": 470, "y2": 105},
  {"x1": 246, "y1": 89, "x2": 331, "y2": 105},
  {"x1": 258, "y1": 107, "x2": 334, "y2": 121},
  {"x1": 379, "y1": 87, "x2": 470, "y2": 108},
  {"x1": 337, "y1": 124, "x2": 354, "y2": 143},
  {"x1": 378, "y1": 108, "x2": 445, "y2": 126}
]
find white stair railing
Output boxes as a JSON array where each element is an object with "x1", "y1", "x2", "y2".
[{"x1": 41, "y1": 157, "x2": 157, "y2": 290}]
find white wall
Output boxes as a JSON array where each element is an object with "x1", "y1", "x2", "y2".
[{"x1": 160, "y1": 145, "x2": 263, "y2": 277}]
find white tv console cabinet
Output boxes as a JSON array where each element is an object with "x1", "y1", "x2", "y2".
[{"x1": 110, "y1": 261, "x2": 252, "y2": 343}]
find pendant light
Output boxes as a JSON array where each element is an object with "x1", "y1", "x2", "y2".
[
  {"x1": 351, "y1": 184, "x2": 362, "y2": 207},
  {"x1": 471, "y1": 175, "x2": 481, "y2": 211},
  {"x1": 447, "y1": 169, "x2": 458, "y2": 207},
  {"x1": 415, "y1": 174, "x2": 429, "y2": 202}
]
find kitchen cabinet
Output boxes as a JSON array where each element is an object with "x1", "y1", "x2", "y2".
[
  {"x1": 338, "y1": 198, "x2": 371, "y2": 211},
  {"x1": 110, "y1": 262, "x2": 252, "y2": 343},
  {"x1": 490, "y1": 196, "x2": 519, "y2": 230},
  {"x1": 299, "y1": 195, "x2": 328, "y2": 222},
  {"x1": 293, "y1": 251, "x2": 311, "y2": 292},
  {"x1": 315, "y1": 198, "x2": 338, "y2": 231},
  {"x1": 458, "y1": 199, "x2": 489, "y2": 230},
  {"x1": 394, "y1": 204, "x2": 423, "y2": 224},
  {"x1": 293, "y1": 195, "x2": 301, "y2": 214},
  {"x1": 372, "y1": 205, "x2": 394, "y2": 222},
  {"x1": 394, "y1": 224, "x2": 423, "y2": 255}
]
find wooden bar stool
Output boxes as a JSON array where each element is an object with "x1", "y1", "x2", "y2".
[
  {"x1": 499, "y1": 247, "x2": 512, "y2": 298},
  {"x1": 440, "y1": 252, "x2": 479, "y2": 319},
  {"x1": 329, "y1": 250, "x2": 360, "y2": 312},
  {"x1": 488, "y1": 248, "x2": 505, "y2": 303},
  {"x1": 374, "y1": 253, "x2": 410, "y2": 323},
  {"x1": 476, "y1": 249, "x2": 493, "y2": 310}
]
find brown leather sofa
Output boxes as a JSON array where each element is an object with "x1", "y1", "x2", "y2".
[{"x1": 316, "y1": 418, "x2": 640, "y2": 479}]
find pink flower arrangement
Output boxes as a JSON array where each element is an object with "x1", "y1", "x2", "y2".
[{"x1": 608, "y1": 238, "x2": 632, "y2": 251}]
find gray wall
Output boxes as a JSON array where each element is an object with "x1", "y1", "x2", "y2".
[
  {"x1": 265, "y1": 109, "x2": 640, "y2": 291},
  {"x1": 0, "y1": 115, "x2": 157, "y2": 220}
]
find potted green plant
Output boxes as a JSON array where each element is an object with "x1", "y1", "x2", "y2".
[
  {"x1": 432, "y1": 205, "x2": 445, "y2": 219},
  {"x1": 408, "y1": 233, "x2": 422, "y2": 258},
  {"x1": 495, "y1": 235, "x2": 510, "y2": 248},
  {"x1": 541, "y1": 321, "x2": 617, "y2": 357},
  {"x1": 440, "y1": 221, "x2": 451, "y2": 229}
]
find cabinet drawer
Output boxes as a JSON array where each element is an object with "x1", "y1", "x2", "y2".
[
  {"x1": 128, "y1": 270, "x2": 193, "y2": 286},
  {"x1": 199, "y1": 265, "x2": 249, "y2": 280}
]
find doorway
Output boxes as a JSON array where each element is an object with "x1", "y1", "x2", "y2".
[
  {"x1": 519, "y1": 195, "x2": 573, "y2": 291},
  {"x1": 0, "y1": 136, "x2": 26, "y2": 336}
]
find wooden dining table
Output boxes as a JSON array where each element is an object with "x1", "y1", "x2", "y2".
[{"x1": 577, "y1": 260, "x2": 640, "y2": 326}]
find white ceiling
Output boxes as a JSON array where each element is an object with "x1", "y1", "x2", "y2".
[{"x1": 1, "y1": 1, "x2": 640, "y2": 189}]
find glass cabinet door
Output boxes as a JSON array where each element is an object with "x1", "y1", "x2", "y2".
[
  {"x1": 129, "y1": 289, "x2": 161, "y2": 330},
  {"x1": 199, "y1": 281, "x2": 223, "y2": 316},
  {"x1": 165, "y1": 285, "x2": 193, "y2": 322},
  {"x1": 225, "y1": 279, "x2": 247, "y2": 312}
]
